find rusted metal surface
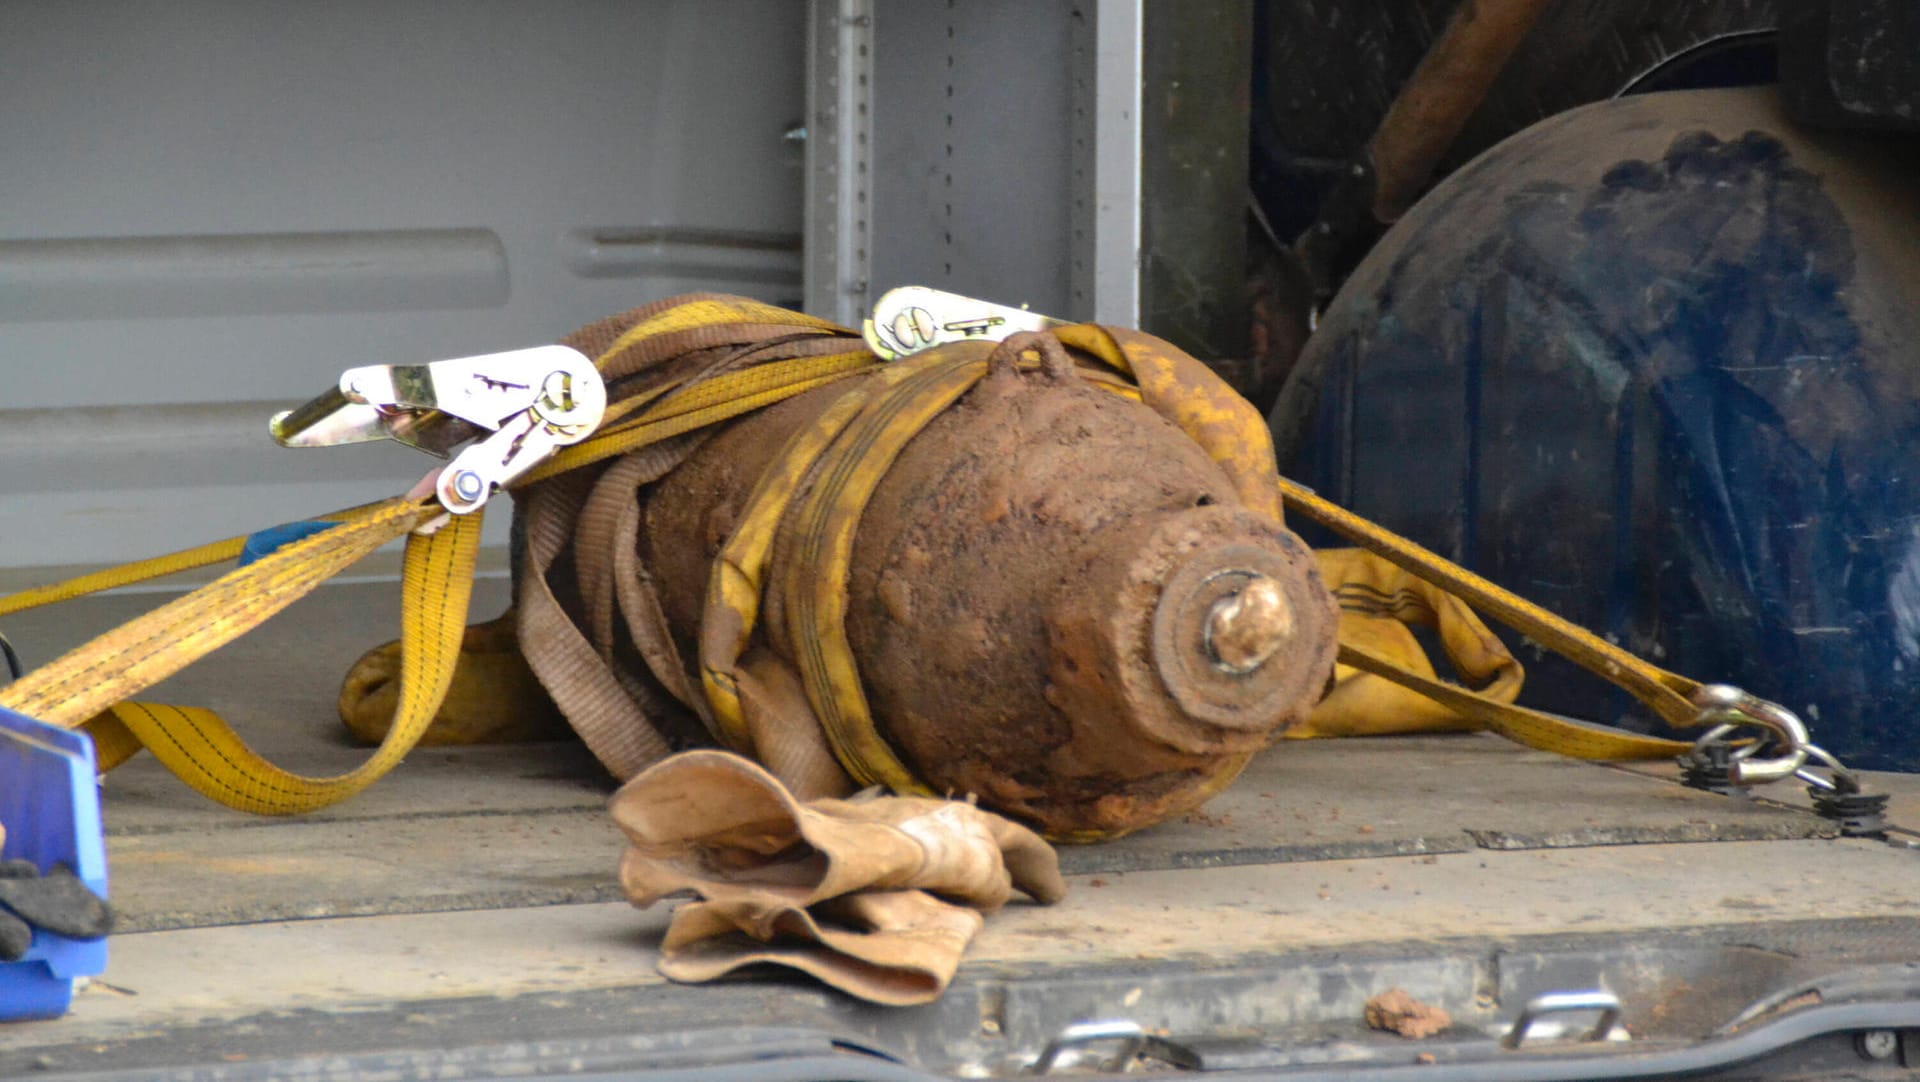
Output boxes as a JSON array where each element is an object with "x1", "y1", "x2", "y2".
[
  {"x1": 1291, "y1": 0, "x2": 1550, "y2": 300},
  {"x1": 1261, "y1": 0, "x2": 1778, "y2": 314},
  {"x1": 1365, "y1": 0, "x2": 1553, "y2": 223},
  {"x1": 641, "y1": 344, "x2": 1338, "y2": 838},
  {"x1": 1256, "y1": 0, "x2": 1779, "y2": 188}
]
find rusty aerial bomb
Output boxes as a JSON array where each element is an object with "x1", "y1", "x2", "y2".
[
  {"x1": 628, "y1": 334, "x2": 1338, "y2": 839},
  {"x1": 335, "y1": 302, "x2": 1341, "y2": 840}
]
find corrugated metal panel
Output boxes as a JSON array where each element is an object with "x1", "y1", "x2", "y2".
[
  {"x1": 1, "y1": 1, "x2": 804, "y2": 568},
  {"x1": 804, "y1": 0, "x2": 1146, "y2": 328}
]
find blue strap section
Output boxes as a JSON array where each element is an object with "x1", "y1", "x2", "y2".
[{"x1": 237, "y1": 521, "x2": 340, "y2": 568}]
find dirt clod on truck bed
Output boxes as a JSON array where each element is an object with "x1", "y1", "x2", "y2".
[{"x1": 1365, "y1": 987, "x2": 1452, "y2": 1039}]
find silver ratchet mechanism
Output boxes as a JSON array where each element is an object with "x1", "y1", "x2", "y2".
[
  {"x1": 862, "y1": 285, "x2": 1063, "y2": 360},
  {"x1": 269, "y1": 345, "x2": 606, "y2": 516}
]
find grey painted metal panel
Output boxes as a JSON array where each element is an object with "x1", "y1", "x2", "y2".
[
  {"x1": 1070, "y1": 0, "x2": 1144, "y2": 326},
  {"x1": 802, "y1": 0, "x2": 875, "y2": 327},
  {"x1": 805, "y1": 1, "x2": 1142, "y2": 326},
  {"x1": 0, "y1": 230, "x2": 510, "y2": 322},
  {"x1": 0, "y1": 2, "x2": 805, "y2": 568},
  {"x1": 868, "y1": 2, "x2": 1075, "y2": 317}
]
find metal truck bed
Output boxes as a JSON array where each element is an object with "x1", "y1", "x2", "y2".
[{"x1": 2, "y1": 576, "x2": 1919, "y2": 1079}]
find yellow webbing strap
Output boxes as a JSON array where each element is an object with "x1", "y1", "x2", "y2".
[
  {"x1": 0, "y1": 295, "x2": 1701, "y2": 816},
  {"x1": 0, "y1": 297, "x2": 863, "y2": 815},
  {"x1": 0, "y1": 499, "x2": 481, "y2": 814},
  {"x1": 527, "y1": 350, "x2": 876, "y2": 483},
  {"x1": 697, "y1": 348, "x2": 989, "y2": 790},
  {"x1": 1279, "y1": 479, "x2": 1697, "y2": 758},
  {"x1": 785, "y1": 351, "x2": 994, "y2": 794},
  {"x1": 1054, "y1": 324, "x2": 1286, "y2": 523},
  {"x1": 0, "y1": 537, "x2": 246, "y2": 621},
  {"x1": 0, "y1": 500, "x2": 387, "y2": 622},
  {"x1": 82, "y1": 516, "x2": 478, "y2": 812},
  {"x1": 596, "y1": 297, "x2": 846, "y2": 359},
  {"x1": 1, "y1": 499, "x2": 422, "y2": 725},
  {"x1": 699, "y1": 375, "x2": 878, "y2": 755}
]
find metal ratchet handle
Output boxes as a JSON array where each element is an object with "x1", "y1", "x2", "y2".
[
  {"x1": 335, "y1": 345, "x2": 598, "y2": 429},
  {"x1": 268, "y1": 344, "x2": 606, "y2": 517},
  {"x1": 432, "y1": 353, "x2": 606, "y2": 514},
  {"x1": 863, "y1": 286, "x2": 1064, "y2": 360}
]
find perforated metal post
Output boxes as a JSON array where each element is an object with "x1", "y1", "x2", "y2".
[{"x1": 804, "y1": 1, "x2": 1146, "y2": 327}]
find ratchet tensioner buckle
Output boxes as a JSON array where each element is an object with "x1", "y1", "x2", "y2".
[{"x1": 268, "y1": 345, "x2": 606, "y2": 516}]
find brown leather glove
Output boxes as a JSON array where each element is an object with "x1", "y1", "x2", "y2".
[
  {"x1": 657, "y1": 890, "x2": 984, "y2": 1006},
  {"x1": 611, "y1": 750, "x2": 1065, "y2": 909},
  {"x1": 609, "y1": 750, "x2": 1066, "y2": 1004}
]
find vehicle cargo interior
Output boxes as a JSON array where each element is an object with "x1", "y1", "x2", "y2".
[{"x1": 3, "y1": 3, "x2": 1919, "y2": 1080}]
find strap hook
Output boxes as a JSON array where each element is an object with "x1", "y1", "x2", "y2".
[{"x1": 1683, "y1": 684, "x2": 1809, "y2": 785}]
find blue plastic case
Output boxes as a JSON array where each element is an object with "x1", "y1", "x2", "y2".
[{"x1": 0, "y1": 705, "x2": 109, "y2": 1021}]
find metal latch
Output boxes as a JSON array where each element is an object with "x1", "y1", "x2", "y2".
[
  {"x1": 1502, "y1": 990, "x2": 1626, "y2": 1049},
  {"x1": 1028, "y1": 1019, "x2": 1146, "y2": 1075},
  {"x1": 269, "y1": 345, "x2": 606, "y2": 516}
]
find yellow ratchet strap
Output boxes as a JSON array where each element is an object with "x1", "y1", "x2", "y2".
[
  {"x1": 0, "y1": 297, "x2": 868, "y2": 816},
  {"x1": 1060, "y1": 321, "x2": 1691, "y2": 761},
  {"x1": 528, "y1": 350, "x2": 876, "y2": 483},
  {"x1": 785, "y1": 350, "x2": 994, "y2": 794},
  {"x1": 697, "y1": 331, "x2": 1278, "y2": 816},
  {"x1": 0, "y1": 499, "x2": 391, "y2": 622},
  {"x1": 0, "y1": 499, "x2": 482, "y2": 814},
  {"x1": 1280, "y1": 480, "x2": 1696, "y2": 759},
  {"x1": 0, "y1": 292, "x2": 1699, "y2": 819},
  {"x1": 699, "y1": 376, "x2": 878, "y2": 756},
  {"x1": 698, "y1": 347, "x2": 989, "y2": 792}
]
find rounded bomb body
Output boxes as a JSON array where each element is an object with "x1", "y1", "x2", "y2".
[
  {"x1": 625, "y1": 334, "x2": 1337, "y2": 838},
  {"x1": 343, "y1": 307, "x2": 1340, "y2": 840}
]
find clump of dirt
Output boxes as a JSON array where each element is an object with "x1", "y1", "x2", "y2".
[{"x1": 1365, "y1": 988, "x2": 1452, "y2": 1039}]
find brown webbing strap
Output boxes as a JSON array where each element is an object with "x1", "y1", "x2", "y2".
[{"x1": 511, "y1": 301, "x2": 879, "y2": 779}]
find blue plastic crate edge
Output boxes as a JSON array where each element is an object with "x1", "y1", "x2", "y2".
[{"x1": 0, "y1": 704, "x2": 110, "y2": 1019}]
